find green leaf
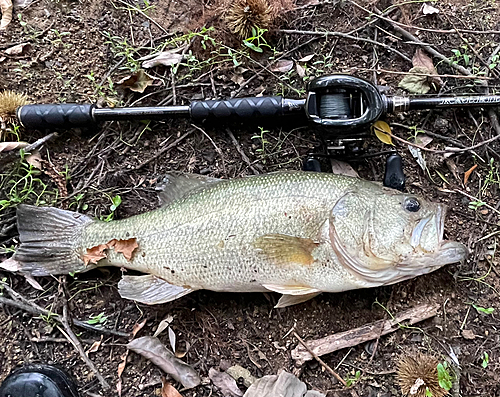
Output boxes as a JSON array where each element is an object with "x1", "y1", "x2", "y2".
[
  {"x1": 437, "y1": 362, "x2": 452, "y2": 391},
  {"x1": 110, "y1": 195, "x2": 122, "y2": 211},
  {"x1": 463, "y1": 54, "x2": 470, "y2": 66},
  {"x1": 482, "y1": 352, "x2": 489, "y2": 368},
  {"x1": 425, "y1": 387, "x2": 433, "y2": 397},
  {"x1": 473, "y1": 304, "x2": 494, "y2": 315},
  {"x1": 243, "y1": 41, "x2": 262, "y2": 53}
]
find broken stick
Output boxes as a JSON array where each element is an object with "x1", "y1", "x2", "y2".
[{"x1": 292, "y1": 303, "x2": 439, "y2": 365}]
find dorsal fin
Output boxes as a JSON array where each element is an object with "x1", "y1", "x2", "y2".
[{"x1": 156, "y1": 173, "x2": 222, "y2": 206}]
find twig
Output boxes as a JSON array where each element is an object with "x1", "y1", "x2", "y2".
[
  {"x1": 127, "y1": 129, "x2": 193, "y2": 171},
  {"x1": 391, "y1": 122, "x2": 466, "y2": 148},
  {"x1": 226, "y1": 129, "x2": 260, "y2": 175},
  {"x1": 278, "y1": 29, "x2": 412, "y2": 63},
  {"x1": 350, "y1": 67, "x2": 493, "y2": 80},
  {"x1": 59, "y1": 303, "x2": 110, "y2": 390},
  {"x1": 293, "y1": 331, "x2": 347, "y2": 387},
  {"x1": 291, "y1": 303, "x2": 439, "y2": 365},
  {"x1": 348, "y1": 0, "x2": 474, "y2": 77},
  {"x1": 191, "y1": 124, "x2": 226, "y2": 176},
  {"x1": 111, "y1": 0, "x2": 168, "y2": 33},
  {"x1": 0, "y1": 294, "x2": 130, "y2": 338},
  {"x1": 0, "y1": 132, "x2": 58, "y2": 166}
]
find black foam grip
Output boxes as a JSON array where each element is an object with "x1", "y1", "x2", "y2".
[
  {"x1": 190, "y1": 97, "x2": 284, "y2": 120},
  {"x1": 18, "y1": 104, "x2": 95, "y2": 129}
]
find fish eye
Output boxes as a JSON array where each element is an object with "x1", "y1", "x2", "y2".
[{"x1": 404, "y1": 197, "x2": 421, "y2": 212}]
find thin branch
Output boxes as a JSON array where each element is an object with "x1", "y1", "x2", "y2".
[
  {"x1": 293, "y1": 331, "x2": 347, "y2": 387},
  {"x1": 59, "y1": 303, "x2": 110, "y2": 390},
  {"x1": 110, "y1": 0, "x2": 168, "y2": 33},
  {"x1": 454, "y1": 189, "x2": 500, "y2": 216},
  {"x1": 350, "y1": 67, "x2": 493, "y2": 80},
  {"x1": 278, "y1": 29, "x2": 412, "y2": 63},
  {"x1": 0, "y1": 287, "x2": 130, "y2": 338}
]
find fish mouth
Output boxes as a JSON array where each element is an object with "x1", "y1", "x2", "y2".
[{"x1": 410, "y1": 204, "x2": 446, "y2": 250}]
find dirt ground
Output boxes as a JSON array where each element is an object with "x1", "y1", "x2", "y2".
[{"x1": 1, "y1": 0, "x2": 500, "y2": 396}]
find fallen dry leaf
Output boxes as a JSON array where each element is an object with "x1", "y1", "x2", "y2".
[
  {"x1": 86, "y1": 335, "x2": 103, "y2": 355},
  {"x1": 161, "y1": 378, "x2": 182, "y2": 397},
  {"x1": 0, "y1": 0, "x2": 13, "y2": 30},
  {"x1": 330, "y1": 159, "x2": 359, "y2": 178},
  {"x1": 5, "y1": 42, "x2": 30, "y2": 55},
  {"x1": 269, "y1": 60, "x2": 293, "y2": 73},
  {"x1": 24, "y1": 274, "x2": 43, "y2": 291},
  {"x1": 116, "y1": 351, "x2": 128, "y2": 397},
  {"x1": 0, "y1": 258, "x2": 21, "y2": 272},
  {"x1": 168, "y1": 326, "x2": 176, "y2": 353},
  {"x1": 461, "y1": 329, "x2": 475, "y2": 340},
  {"x1": 208, "y1": 368, "x2": 243, "y2": 397},
  {"x1": 371, "y1": 120, "x2": 394, "y2": 145},
  {"x1": 244, "y1": 371, "x2": 325, "y2": 397},
  {"x1": 226, "y1": 365, "x2": 257, "y2": 387},
  {"x1": 464, "y1": 164, "x2": 478, "y2": 186},
  {"x1": 117, "y1": 70, "x2": 153, "y2": 93},
  {"x1": 131, "y1": 318, "x2": 147, "y2": 339},
  {"x1": 25, "y1": 149, "x2": 42, "y2": 169},
  {"x1": 399, "y1": 49, "x2": 443, "y2": 94},
  {"x1": 127, "y1": 336, "x2": 201, "y2": 389},
  {"x1": 142, "y1": 51, "x2": 184, "y2": 69},
  {"x1": 422, "y1": 3, "x2": 439, "y2": 14},
  {"x1": 83, "y1": 238, "x2": 138, "y2": 265},
  {"x1": 154, "y1": 315, "x2": 174, "y2": 338},
  {"x1": 298, "y1": 54, "x2": 314, "y2": 62},
  {"x1": 296, "y1": 63, "x2": 305, "y2": 78}
]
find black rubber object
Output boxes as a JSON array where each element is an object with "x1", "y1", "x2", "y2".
[
  {"x1": 0, "y1": 364, "x2": 79, "y2": 397},
  {"x1": 18, "y1": 104, "x2": 95, "y2": 130},
  {"x1": 190, "y1": 97, "x2": 284, "y2": 120},
  {"x1": 384, "y1": 152, "x2": 405, "y2": 191},
  {"x1": 302, "y1": 156, "x2": 322, "y2": 172}
]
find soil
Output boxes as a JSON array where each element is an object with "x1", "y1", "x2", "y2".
[{"x1": 1, "y1": 0, "x2": 500, "y2": 396}]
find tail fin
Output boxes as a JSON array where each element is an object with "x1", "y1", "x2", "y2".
[{"x1": 14, "y1": 205, "x2": 94, "y2": 276}]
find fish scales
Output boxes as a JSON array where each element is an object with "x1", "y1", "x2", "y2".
[{"x1": 82, "y1": 172, "x2": 361, "y2": 292}]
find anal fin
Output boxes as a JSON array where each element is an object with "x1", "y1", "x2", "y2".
[
  {"x1": 118, "y1": 274, "x2": 194, "y2": 304},
  {"x1": 275, "y1": 292, "x2": 322, "y2": 308}
]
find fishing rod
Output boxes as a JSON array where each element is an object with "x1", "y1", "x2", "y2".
[{"x1": 16, "y1": 74, "x2": 500, "y2": 134}]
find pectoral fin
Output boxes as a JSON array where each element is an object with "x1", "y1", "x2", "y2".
[
  {"x1": 254, "y1": 234, "x2": 319, "y2": 266},
  {"x1": 263, "y1": 284, "x2": 321, "y2": 295},
  {"x1": 118, "y1": 274, "x2": 194, "y2": 304},
  {"x1": 275, "y1": 292, "x2": 322, "y2": 308}
]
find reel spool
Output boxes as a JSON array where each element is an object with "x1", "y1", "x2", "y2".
[{"x1": 305, "y1": 75, "x2": 385, "y2": 135}]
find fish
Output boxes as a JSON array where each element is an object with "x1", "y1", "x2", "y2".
[{"x1": 11, "y1": 171, "x2": 467, "y2": 308}]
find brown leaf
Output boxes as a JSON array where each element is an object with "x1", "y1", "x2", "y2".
[
  {"x1": 269, "y1": 60, "x2": 293, "y2": 73},
  {"x1": 412, "y1": 49, "x2": 437, "y2": 74},
  {"x1": 161, "y1": 378, "x2": 182, "y2": 397},
  {"x1": 5, "y1": 42, "x2": 30, "y2": 55},
  {"x1": 0, "y1": 258, "x2": 21, "y2": 272},
  {"x1": 127, "y1": 336, "x2": 201, "y2": 389},
  {"x1": 86, "y1": 335, "x2": 103, "y2": 355},
  {"x1": 117, "y1": 70, "x2": 153, "y2": 93},
  {"x1": 82, "y1": 238, "x2": 138, "y2": 265},
  {"x1": 0, "y1": 141, "x2": 28, "y2": 153},
  {"x1": 0, "y1": 0, "x2": 13, "y2": 30},
  {"x1": 464, "y1": 164, "x2": 477, "y2": 186},
  {"x1": 295, "y1": 63, "x2": 305, "y2": 78},
  {"x1": 462, "y1": 329, "x2": 475, "y2": 340},
  {"x1": 24, "y1": 274, "x2": 43, "y2": 291},
  {"x1": 117, "y1": 352, "x2": 128, "y2": 378},
  {"x1": 131, "y1": 318, "x2": 147, "y2": 339},
  {"x1": 208, "y1": 368, "x2": 243, "y2": 397},
  {"x1": 25, "y1": 150, "x2": 42, "y2": 169}
]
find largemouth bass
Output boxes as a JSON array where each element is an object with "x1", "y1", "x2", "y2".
[{"x1": 13, "y1": 171, "x2": 467, "y2": 307}]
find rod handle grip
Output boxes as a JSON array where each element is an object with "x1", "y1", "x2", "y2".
[
  {"x1": 190, "y1": 97, "x2": 284, "y2": 120},
  {"x1": 17, "y1": 104, "x2": 95, "y2": 130}
]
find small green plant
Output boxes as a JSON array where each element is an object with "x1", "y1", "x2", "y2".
[
  {"x1": 49, "y1": 29, "x2": 71, "y2": 49},
  {"x1": 103, "y1": 32, "x2": 141, "y2": 72},
  {"x1": 425, "y1": 386, "x2": 433, "y2": 397},
  {"x1": 437, "y1": 362, "x2": 452, "y2": 391},
  {"x1": 17, "y1": 13, "x2": 39, "y2": 38},
  {"x1": 86, "y1": 312, "x2": 108, "y2": 325},
  {"x1": 243, "y1": 27, "x2": 273, "y2": 53},
  {"x1": 482, "y1": 352, "x2": 489, "y2": 368},
  {"x1": 345, "y1": 370, "x2": 361, "y2": 387},
  {"x1": 450, "y1": 44, "x2": 471, "y2": 67},
  {"x1": 69, "y1": 193, "x2": 88, "y2": 211},
  {"x1": 101, "y1": 194, "x2": 122, "y2": 222},
  {"x1": 472, "y1": 304, "x2": 495, "y2": 315},
  {"x1": 489, "y1": 54, "x2": 499, "y2": 70},
  {"x1": 252, "y1": 127, "x2": 270, "y2": 161}
]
